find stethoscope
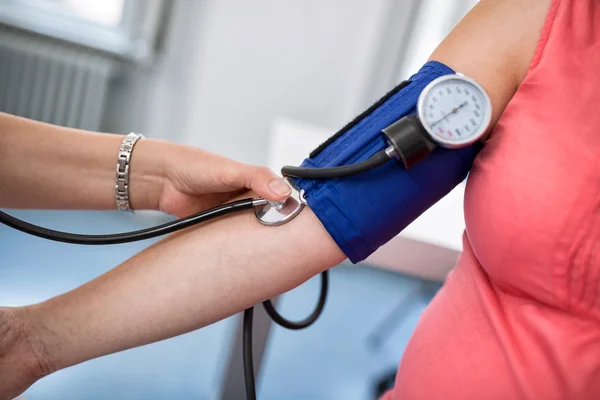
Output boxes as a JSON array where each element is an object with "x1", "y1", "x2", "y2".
[{"x1": 0, "y1": 73, "x2": 492, "y2": 400}]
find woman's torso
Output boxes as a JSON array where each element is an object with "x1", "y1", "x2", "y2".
[{"x1": 390, "y1": 0, "x2": 600, "y2": 398}]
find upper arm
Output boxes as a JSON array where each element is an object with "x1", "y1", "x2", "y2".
[
  {"x1": 428, "y1": 0, "x2": 552, "y2": 137},
  {"x1": 154, "y1": 1, "x2": 556, "y2": 291}
]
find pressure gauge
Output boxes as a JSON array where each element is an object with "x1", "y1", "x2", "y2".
[
  {"x1": 417, "y1": 73, "x2": 492, "y2": 148},
  {"x1": 382, "y1": 73, "x2": 492, "y2": 169}
]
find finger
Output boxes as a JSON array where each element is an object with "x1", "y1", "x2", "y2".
[{"x1": 236, "y1": 165, "x2": 292, "y2": 201}]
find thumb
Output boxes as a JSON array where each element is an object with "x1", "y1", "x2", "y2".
[{"x1": 244, "y1": 165, "x2": 292, "y2": 201}]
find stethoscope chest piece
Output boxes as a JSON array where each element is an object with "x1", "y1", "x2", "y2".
[{"x1": 255, "y1": 178, "x2": 307, "y2": 226}]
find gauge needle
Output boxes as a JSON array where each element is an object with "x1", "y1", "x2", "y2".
[{"x1": 430, "y1": 101, "x2": 468, "y2": 127}]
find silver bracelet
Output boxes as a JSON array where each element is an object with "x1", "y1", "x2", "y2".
[{"x1": 115, "y1": 132, "x2": 145, "y2": 212}]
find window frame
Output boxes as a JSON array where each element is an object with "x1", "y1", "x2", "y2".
[{"x1": 0, "y1": 0, "x2": 167, "y2": 62}]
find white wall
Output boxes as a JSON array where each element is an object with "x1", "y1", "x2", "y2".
[
  {"x1": 104, "y1": 0, "x2": 479, "y2": 167},
  {"x1": 105, "y1": 0, "x2": 392, "y2": 166}
]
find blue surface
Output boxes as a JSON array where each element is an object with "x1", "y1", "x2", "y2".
[{"x1": 0, "y1": 209, "x2": 438, "y2": 400}]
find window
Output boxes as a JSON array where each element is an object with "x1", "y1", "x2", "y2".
[
  {"x1": 0, "y1": 0, "x2": 166, "y2": 61},
  {"x1": 35, "y1": 0, "x2": 126, "y2": 27}
]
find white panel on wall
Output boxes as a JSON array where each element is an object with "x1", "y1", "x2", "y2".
[{"x1": 103, "y1": 0, "x2": 391, "y2": 167}]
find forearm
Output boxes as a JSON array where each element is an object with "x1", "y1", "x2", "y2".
[
  {"x1": 26, "y1": 199, "x2": 344, "y2": 371},
  {"x1": 0, "y1": 112, "x2": 165, "y2": 210}
]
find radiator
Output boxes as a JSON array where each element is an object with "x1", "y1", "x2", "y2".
[{"x1": 0, "y1": 27, "x2": 118, "y2": 131}]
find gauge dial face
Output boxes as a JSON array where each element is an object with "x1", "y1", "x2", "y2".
[{"x1": 417, "y1": 74, "x2": 492, "y2": 148}]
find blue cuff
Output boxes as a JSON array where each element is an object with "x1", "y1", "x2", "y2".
[{"x1": 291, "y1": 61, "x2": 479, "y2": 263}]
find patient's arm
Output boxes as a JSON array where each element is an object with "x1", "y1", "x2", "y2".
[
  {"x1": 29, "y1": 201, "x2": 345, "y2": 373},
  {"x1": 428, "y1": 0, "x2": 546, "y2": 134}
]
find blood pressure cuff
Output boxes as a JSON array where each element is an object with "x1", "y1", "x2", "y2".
[{"x1": 291, "y1": 61, "x2": 480, "y2": 263}]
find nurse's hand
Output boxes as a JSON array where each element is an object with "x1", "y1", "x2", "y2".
[{"x1": 142, "y1": 140, "x2": 291, "y2": 218}]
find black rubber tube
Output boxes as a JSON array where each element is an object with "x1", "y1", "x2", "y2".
[
  {"x1": 243, "y1": 307, "x2": 257, "y2": 400},
  {"x1": 242, "y1": 271, "x2": 329, "y2": 400},
  {"x1": 0, "y1": 198, "x2": 256, "y2": 245},
  {"x1": 281, "y1": 150, "x2": 390, "y2": 179},
  {"x1": 262, "y1": 270, "x2": 328, "y2": 330}
]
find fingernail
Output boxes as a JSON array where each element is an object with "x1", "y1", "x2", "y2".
[{"x1": 268, "y1": 179, "x2": 292, "y2": 197}]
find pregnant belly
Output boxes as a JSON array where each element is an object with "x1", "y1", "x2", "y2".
[{"x1": 390, "y1": 236, "x2": 600, "y2": 400}]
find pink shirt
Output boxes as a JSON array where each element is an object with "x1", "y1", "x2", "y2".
[{"x1": 384, "y1": 0, "x2": 600, "y2": 398}]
